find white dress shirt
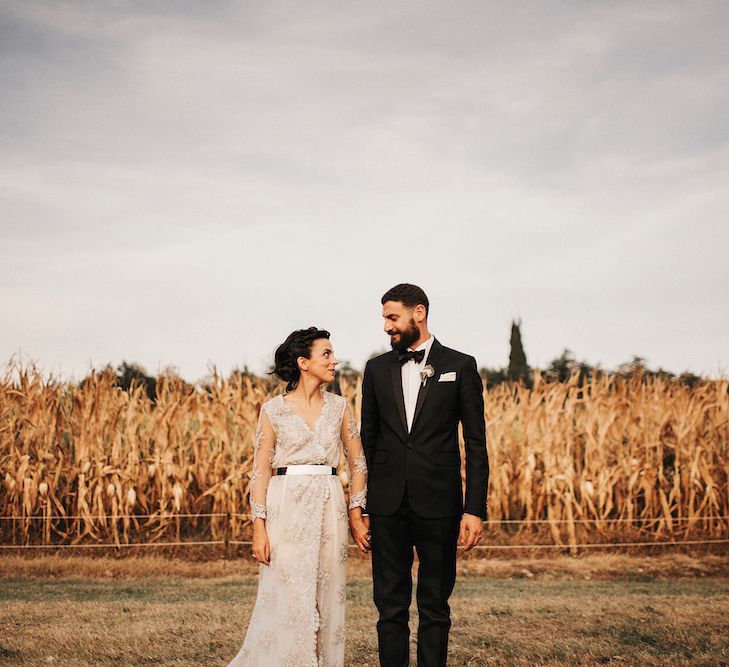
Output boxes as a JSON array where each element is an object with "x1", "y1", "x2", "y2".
[{"x1": 401, "y1": 335, "x2": 434, "y2": 431}]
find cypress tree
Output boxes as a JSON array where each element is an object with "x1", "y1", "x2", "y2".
[{"x1": 507, "y1": 319, "x2": 530, "y2": 385}]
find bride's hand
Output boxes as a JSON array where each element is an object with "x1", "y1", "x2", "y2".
[
  {"x1": 349, "y1": 510, "x2": 371, "y2": 553},
  {"x1": 252, "y1": 518, "x2": 270, "y2": 565}
]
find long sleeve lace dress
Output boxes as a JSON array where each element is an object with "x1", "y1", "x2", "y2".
[{"x1": 228, "y1": 391, "x2": 367, "y2": 667}]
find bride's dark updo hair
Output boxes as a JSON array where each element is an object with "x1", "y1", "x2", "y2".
[{"x1": 272, "y1": 327, "x2": 331, "y2": 392}]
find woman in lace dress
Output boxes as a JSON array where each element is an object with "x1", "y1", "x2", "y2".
[{"x1": 228, "y1": 327, "x2": 369, "y2": 667}]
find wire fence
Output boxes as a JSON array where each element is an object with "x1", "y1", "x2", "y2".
[
  {"x1": 3, "y1": 513, "x2": 727, "y2": 523},
  {"x1": 2, "y1": 512, "x2": 728, "y2": 556},
  {"x1": 0, "y1": 513, "x2": 228, "y2": 521},
  {"x1": 2, "y1": 538, "x2": 728, "y2": 552}
]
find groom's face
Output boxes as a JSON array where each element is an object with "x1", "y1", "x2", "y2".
[{"x1": 382, "y1": 300, "x2": 420, "y2": 351}]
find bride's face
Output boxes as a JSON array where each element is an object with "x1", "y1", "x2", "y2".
[{"x1": 300, "y1": 338, "x2": 338, "y2": 384}]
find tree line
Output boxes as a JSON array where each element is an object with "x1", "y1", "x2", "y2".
[
  {"x1": 93, "y1": 319, "x2": 703, "y2": 403},
  {"x1": 480, "y1": 320, "x2": 703, "y2": 389}
]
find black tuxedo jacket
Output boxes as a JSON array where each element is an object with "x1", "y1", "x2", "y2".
[{"x1": 361, "y1": 339, "x2": 489, "y2": 519}]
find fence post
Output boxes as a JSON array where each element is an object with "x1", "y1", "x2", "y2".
[{"x1": 224, "y1": 511, "x2": 230, "y2": 561}]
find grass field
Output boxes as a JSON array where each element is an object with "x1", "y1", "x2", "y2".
[{"x1": 1, "y1": 555, "x2": 728, "y2": 666}]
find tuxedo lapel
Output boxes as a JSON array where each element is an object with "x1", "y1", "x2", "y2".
[
  {"x1": 389, "y1": 356, "x2": 408, "y2": 435},
  {"x1": 411, "y1": 339, "x2": 444, "y2": 430}
]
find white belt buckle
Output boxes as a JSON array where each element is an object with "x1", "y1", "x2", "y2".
[{"x1": 284, "y1": 464, "x2": 333, "y2": 475}]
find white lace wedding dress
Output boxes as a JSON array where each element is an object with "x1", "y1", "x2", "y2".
[{"x1": 228, "y1": 391, "x2": 367, "y2": 667}]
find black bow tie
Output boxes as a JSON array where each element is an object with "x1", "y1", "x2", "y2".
[{"x1": 397, "y1": 349, "x2": 425, "y2": 365}]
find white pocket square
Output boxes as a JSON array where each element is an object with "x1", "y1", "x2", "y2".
[{"x1": 438, "y1": 372, "x2": 456, "y2": 382}]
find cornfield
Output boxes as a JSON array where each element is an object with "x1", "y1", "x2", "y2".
[{"x1": 1, "y1": 361, "x2": 727, "y2": 552}]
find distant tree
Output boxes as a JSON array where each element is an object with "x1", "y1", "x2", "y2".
[
  {"x1": 156, "y1": 366, "x2": 194, "y2": 395},
  {"x1": 545, "y1": 348, "x2": 575, "y2": 383},
  {"x1": 676, "y1": 371, "x2": 702, "y2": 388},
  {"x1": 479, "y1": 366, "x2": 508, "y2": 390},
  {"x1": 507, "y1": 319, "x2": 531, "y2": 386},
  {"x1": 616, "y1": 356, "x2": 648, "y2": 378},
  {"x1": 616, "y1": 356, "x2": 671, "y2": 381},
  {"x1": 78, "y1": 364, "x2": 117, "y2": 391},
  {"x1": 545, "y1": 349, "x2": 594, "y2": 385},
  {"x1": 115, "y1": 362, "x2": 157, "y2": 401},
  {"x1": 614, "y1": 356, "x2": 702, "y2": 387}
]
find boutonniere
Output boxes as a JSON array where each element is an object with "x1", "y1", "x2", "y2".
[{"x1": 419, "y1": 365, "x2": 435, "y2": 387}]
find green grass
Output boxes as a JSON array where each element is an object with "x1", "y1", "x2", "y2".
[{"x1": 1, "y1": 574, "x2": 728, "y2": 666}]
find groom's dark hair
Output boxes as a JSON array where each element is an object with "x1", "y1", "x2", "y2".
[{"x1": 381, "y1": 283, "x2": 429, "y2": 317}]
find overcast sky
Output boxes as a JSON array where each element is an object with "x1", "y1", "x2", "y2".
[{"x1": 1, "y1": 1, "x2": 727, "y2": 382}]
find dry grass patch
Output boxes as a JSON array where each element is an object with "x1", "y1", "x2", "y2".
[
  {"x1": 2, "y1": 552, "x2": 728, "y2": 581},
  {"x1": 1, "y1": 555, "x2": 728, "y2": 666}
]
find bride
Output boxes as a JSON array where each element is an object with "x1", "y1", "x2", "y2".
[{"x1": 228, "y1": 327, "x2": 370, "y2": 666}]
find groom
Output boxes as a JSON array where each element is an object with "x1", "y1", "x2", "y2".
[{"x1": 361, "y1": 283, "x2": 489, "y2": 667}]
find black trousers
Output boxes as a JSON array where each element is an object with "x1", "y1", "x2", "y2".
[{"x1": 370, "y1": 492, "x2": 460, "y2": 667}]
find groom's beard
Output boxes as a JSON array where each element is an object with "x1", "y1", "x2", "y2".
[{"x1": 389, "y1": 318, "x2": 420, "y2": 352}]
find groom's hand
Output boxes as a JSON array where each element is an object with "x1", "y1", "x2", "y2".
[{"x1": 459, "y1": 513, "x2": 483, "y2": 552}]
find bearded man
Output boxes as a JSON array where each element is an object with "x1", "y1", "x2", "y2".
[{"x1": 361, "y1": 283, "x2": 489, "y2": 667}]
